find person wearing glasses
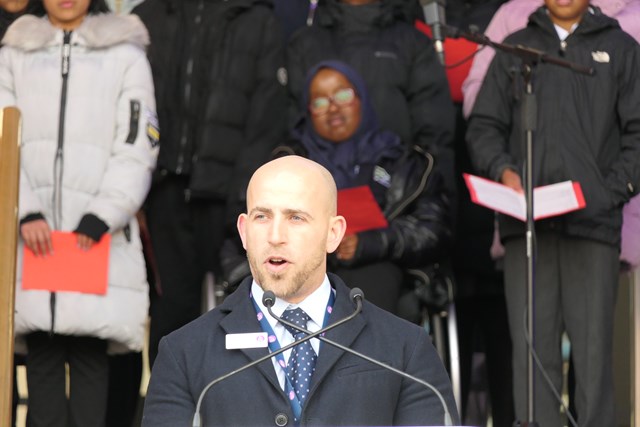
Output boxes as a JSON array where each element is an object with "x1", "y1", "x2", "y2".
[
  {"x1": 286, "y1": 0, "x2": 455, "y2": 203},
  {"x1": 273, "y1": 60, "x2": 452, "y2": 315}
]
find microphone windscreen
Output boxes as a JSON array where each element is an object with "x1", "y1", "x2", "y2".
[
  {"x1": 349, "y1": 287, "x2": 364, "y2": 303},
  {"x1": 262, "y1": 291, "x2": 276, "y2": 308}
]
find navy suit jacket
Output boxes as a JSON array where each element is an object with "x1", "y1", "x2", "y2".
[{"x1": 142, "y1": 274, "x2": 459, "y2": 426}]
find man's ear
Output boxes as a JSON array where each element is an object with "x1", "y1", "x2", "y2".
[
  {"x1": 237, "y1": 213, "x2": 248, "y2": 250},
  {"x1": 326, "y1": 215, "x2": 347, "y2": 253}
]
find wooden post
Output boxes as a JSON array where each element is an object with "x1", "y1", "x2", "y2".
[{"x1": 0, "y1": 107, "x2": 22, "y2": 427}]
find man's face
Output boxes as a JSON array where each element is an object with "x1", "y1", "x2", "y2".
[
  {"x1": 545, "y1": 0, "x2": 590, "y2": 30},
  {"x1": 237, "y1": 158, "x2": 345, "y2": 303}
]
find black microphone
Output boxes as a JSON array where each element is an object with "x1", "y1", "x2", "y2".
[
  {"x1": 421, "y1": 0, "x2": 447, "y2": 66},
  {"x1": 263, "y1": 290, "x2": 455, "y2": 426},
  {"x1": 191, "y1": 288, "x2": 364, "y2": 427}
]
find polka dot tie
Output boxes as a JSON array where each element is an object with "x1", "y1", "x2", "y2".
[{"x1": 282, "y1": 308, "x2": 317, "y2": 406}]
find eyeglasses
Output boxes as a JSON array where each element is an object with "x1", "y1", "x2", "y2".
[{"x1": 309, "y1": 88, "x2": 356, "y2": 116}]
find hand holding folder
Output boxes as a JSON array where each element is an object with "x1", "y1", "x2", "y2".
[
  {"x1": 22, "y1": 231, "x2": 111, "y2": 295},
  {"x1": 337, "y1": 186, "x2": 388, "y2": 235}
]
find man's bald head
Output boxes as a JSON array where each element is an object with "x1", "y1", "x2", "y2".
[
  {"x1": 247, "y1": 156, "x2": 338, "y2": 215},
  {"x1": 238, "y1": 155, "x2": 346, "y2": 303}
]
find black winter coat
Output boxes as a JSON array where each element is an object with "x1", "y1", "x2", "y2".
[
  {"x1": 273, "y1": 142, "x2": 452, "y2": 269},
  {"x1": 286, "y1": 0, "x2": 455, "y2": 168},
  {"x1": 466, "y1": 6, "x2": 640, "y2": 246},
  {"x1": 133, "y1": 0, "x2": 287, "y2": 205}
]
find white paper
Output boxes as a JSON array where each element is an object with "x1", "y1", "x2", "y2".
[{"x1": 464, "y1": 174, "x2": 586, "y2": 221}]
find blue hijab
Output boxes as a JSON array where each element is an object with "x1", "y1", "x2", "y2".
[{"x1": 298, "y1": 60, "x2": 403, "y2": 189}]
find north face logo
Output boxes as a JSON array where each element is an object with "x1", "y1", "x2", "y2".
[{"x1": 591, "y1": 51, "x2": 610, "y2": 63}]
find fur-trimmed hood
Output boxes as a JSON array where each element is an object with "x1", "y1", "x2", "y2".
[{"x1": 2, "y1": 13, "x2": 149, "y2": 51}]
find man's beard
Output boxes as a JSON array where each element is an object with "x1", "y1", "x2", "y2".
[{"x1": 248, "y1": 251, "x2": 325, "y2": 301}]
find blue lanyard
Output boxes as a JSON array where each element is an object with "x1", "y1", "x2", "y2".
[{"x1": 251, "y1": 290, "x2": 335, "y2": 423}]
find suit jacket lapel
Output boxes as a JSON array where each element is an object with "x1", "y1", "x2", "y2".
[
  {"x1": 218, "y1": 275, "x2": 368, "y2": 403},
  {"x1": 308, "y1": 274, "x2": 367, "y2": 397},
  {"x1": 218, "y1": 278, "x2": 282, "y2": 394}
]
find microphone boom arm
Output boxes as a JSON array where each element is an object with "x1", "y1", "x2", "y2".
[
  {"x1": 445, "y1": 25, "x2": 594, "y2": 75},
  {"x1": 192, "y1": 293, "x2": 364, "y2": 427},
  {"x1": 265, "y1": 296, "x2": 454, "y2": 426}
]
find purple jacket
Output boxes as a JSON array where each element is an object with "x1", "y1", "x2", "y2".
[{"x1": 462, "y1": 0, "x2": 640, "y2": 267}]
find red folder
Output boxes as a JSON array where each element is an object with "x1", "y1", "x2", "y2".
[
  {"x1": 415, "y1": 20, "x2": 479, "y2": 103},
  {"x1": 22, "y1": 231, "x2": 111, "y2": 295},
  {"x1": 337, "y1": 186, "x2": 388, "y2": 235}
]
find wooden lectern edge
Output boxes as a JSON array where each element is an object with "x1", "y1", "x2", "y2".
[{"x1": 0, "y1": 106, "x2": 21, "y2": 427}]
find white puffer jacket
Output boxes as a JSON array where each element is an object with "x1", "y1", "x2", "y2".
[{"x1": 0, "y1": 13, "x2": 158, "y2": 353}]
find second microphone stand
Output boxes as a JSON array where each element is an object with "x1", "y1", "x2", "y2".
[{"x1": 449, "y1": 26, "x2": 593, "y2": 427}]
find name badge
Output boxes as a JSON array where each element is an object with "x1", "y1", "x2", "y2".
[{"x1": 225, "y1": 332, "x2": 269, "y2": 350}]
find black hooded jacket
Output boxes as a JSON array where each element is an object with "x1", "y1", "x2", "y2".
[
  {"x1": 133, "y1": 0, "x2": 287, "y2": 207},
  {"x1": 286, "y1": 0, "x2": 455, "y2": 170},
  {"x1": 466, "y1": 6, "x2": 640, "y2": 246}
]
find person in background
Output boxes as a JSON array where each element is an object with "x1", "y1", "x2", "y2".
[
  {"x1": 461, "y1": 0, "x2": 640, "y2": 422},
  {"x1": 0, "y1": 0, "x2": 158, "y2": 425},
  {"x1": 466, "y1": 1, "x2": 640, "y2": 425},
  {"x1": 132, "y1": 0, "x2": 287, "y2": 367},
  {"x1": 286, "y1": 0, "x2": 456, "y2": 205},
  {"x1": 462, "y1": 0, "x2": 640, "y2": 272},
  {"x1": 461, "y1": 0, "x2": 640, "y2": 118},
  {"x1": 274, "y1": 60, "x2": 451, "y2": 315},
  {"x1": 142, "y1": 155, "x2": 459, "y2": 427}
]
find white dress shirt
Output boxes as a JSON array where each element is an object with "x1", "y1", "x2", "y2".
[{"x1": 251, "y1": 276, "x2": 333, "y2": 390}]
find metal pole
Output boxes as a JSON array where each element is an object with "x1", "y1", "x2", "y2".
[
  {"x1": 0, "y1": 107, "x2": 22, "y2": 427},
  {"x1": 521, "y1": 65, "x2": 538, "y2": 426}
]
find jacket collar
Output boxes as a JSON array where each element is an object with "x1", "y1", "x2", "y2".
[
  {"x1": 218, "y1": 273, "x2": 367, "y2": 397},
  {"x1": 528, "y1": 5, "x2": 621, "y2": 37},
  {"x1": 2, "y1": 13, "x2": 149, "y2": 51}
]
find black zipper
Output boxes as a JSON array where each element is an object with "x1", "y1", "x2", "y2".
[{"x1": 50, "y1": 30, "x2": 72, "y2": 336}]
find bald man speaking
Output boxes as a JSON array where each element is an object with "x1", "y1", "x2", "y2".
[{"x1": 142, "y1": 156, "x2": 458, "y2": 427}]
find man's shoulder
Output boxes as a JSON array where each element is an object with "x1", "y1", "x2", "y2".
[
  {"x1": 329, "y1": 273, "x2": 426, "y2": 339},
  {"x1": 363, "y1": 299, "x2": 426, "y2": 337},
  {"x1": 163, "y1": 306, "x2": 227, "y2": 347}
]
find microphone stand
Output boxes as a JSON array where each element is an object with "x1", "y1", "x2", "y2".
[
  {"x1": 264, "y1": 296, "x2": 454, "y2": 426},
  {"x1": 191, "y1": 294, "x2": 363, "y2": 427},
  {"x1": 448, "y1": 26, "x2": 593, "y2": 427}
]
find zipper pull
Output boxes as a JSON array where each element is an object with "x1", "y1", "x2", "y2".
[
  {"x1": 306, "y1": 0, "x2": 318, "y2": 26},
  {"x1": 61, "y1": 30, "x2": 72, "y2": 77}
]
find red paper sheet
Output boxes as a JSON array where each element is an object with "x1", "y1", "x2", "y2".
[
  {"x1": 337, "y1": 186, "x2": 388, "y2": 235},
  {"x1": 22, "y1": 231, "x2": 111, "y2": 295}
]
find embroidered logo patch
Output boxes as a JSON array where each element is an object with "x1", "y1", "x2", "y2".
[
  {"x1": 145, "y1": 107, "x2": 160, "y2": 148},
  {"x1": 591, "y1": 51, "x2": 610, "y2": 63},
  {"x1": 373, "y1": 165, "x2": 391, "y2": 188},
  {"x1": 277, "y1": 67, "x2": 288, "y2": 86}
]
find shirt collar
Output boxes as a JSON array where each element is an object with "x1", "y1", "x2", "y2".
[
  {"x1": 549, "y1": 15, "x2": 579, "y2": 41},
  {"x1": 251, "y1": 275, "x2": 333, "y2": 329}
]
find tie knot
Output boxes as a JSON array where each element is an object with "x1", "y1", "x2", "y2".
[{"x1": 282, "y1": 308, "x2": 310, "y2": 337}]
